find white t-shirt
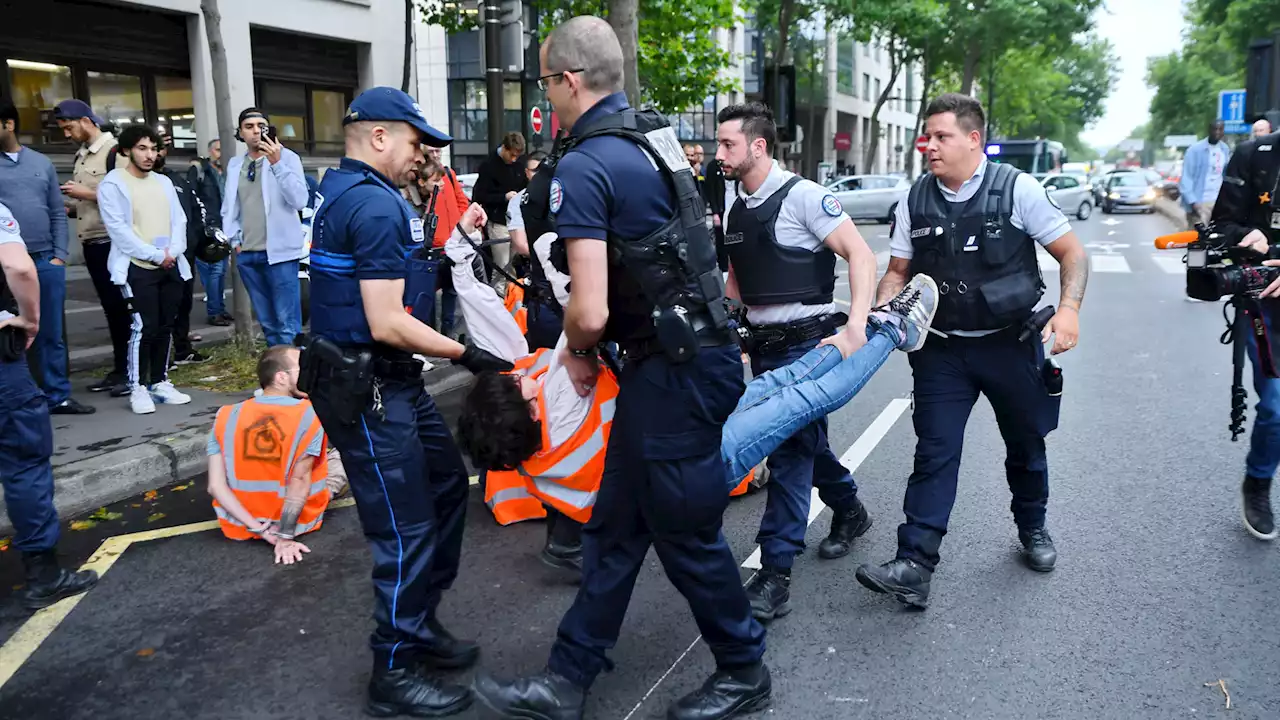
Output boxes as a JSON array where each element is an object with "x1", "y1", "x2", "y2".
[
  {"x1": 1204, "y1": 142, "x2": 1230, "y2": 204},
  {"x1": 506, "y1": 190, "x2": 526, "y2": 232},
  {"x1": 722, "y1": 161, "x2": 848, "y2": 325}
]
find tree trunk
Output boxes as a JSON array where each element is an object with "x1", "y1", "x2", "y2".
[
  {"x1": 959, "y1": 39, "x2": 981, "y2": 95},
  {"x1": 805, "y1": 39, "x2": 821, "y2": 179},
  {"x1": 863, "y1": 39, "x2": 903, "y2": 174},
  {"x1": 778, "y1": 0, "x2": 794, "y2": 66},
  {"x1": 607, "y1": 0, "x2": 641, "y2": 107},
  {"x1": 402, "y1": 0, "x2": 414, "y2": 94},
  {"x1": 201, "y1": 0, "x2": 255, "y2": 350},
  {"x1": 906, "y1": 46, "x2": 933, "y2": 177}
]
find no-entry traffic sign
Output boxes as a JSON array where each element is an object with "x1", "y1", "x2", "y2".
[
  {"x1": 530, "y1": 106, "x2": 544, "y2": 135},
  {"x1": 915, "y1": 135, "x2": 929, "y2": 153}
]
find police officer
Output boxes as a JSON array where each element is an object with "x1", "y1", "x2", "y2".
[
  {"x1": 305, "y1": 87, "x2": 512, "y2": 717},
  {"x1": 0, "y1": 201, "x2": 99, "y2": 610},
  {"x1": 472, "y1": 17, "x2": 770, "y2": 720},
  {"x1": 1217, "y1": 128, "x2": 1280, "y2": 541},
  {"x1": 855, "y1": 93, "x2": 1089, "y2": 609},
  {"x1": 714, "y1": 101, "x2": 879, "y2": 622}
]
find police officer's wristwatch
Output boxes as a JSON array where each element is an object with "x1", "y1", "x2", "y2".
[{"x1": 569, "y1": 345, "x2": 598, "y2": 359}]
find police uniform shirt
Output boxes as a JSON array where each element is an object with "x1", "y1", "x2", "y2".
[
  {"x1": 889, "y1": 157, "x2": 1070, "y2": 335},
  {"x1": 507, "y1": 189, "x2": 526, "y2": 232},
  {"x1": 0, "y1": 202, "x2": 23, "y2": 251},
  {"x1": 721, "y1": 160, "x2": 849, "y2": 324}
]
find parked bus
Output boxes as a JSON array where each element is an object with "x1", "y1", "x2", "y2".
[{"x1": 985, "y1": 139, "x2": 1067, "y2": 177}]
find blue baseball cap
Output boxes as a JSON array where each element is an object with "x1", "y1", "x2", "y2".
[
  {"x1": 53, "y1": 99, "x2": 104, "y2": 126},
  {"x1": 343, "y1": 87, "x2": 451, "y2": 147}
]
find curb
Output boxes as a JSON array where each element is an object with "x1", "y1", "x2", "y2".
[
  {"x1": 0, "y1": 364, "x2": 477, "y2": 536},
  {"x1": 70, "y1": 326, "x2": 236, "y2": 374}
]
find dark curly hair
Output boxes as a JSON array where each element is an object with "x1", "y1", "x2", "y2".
[{"x1": 457, "y1": 371, "x2": 543, "y2": 471}]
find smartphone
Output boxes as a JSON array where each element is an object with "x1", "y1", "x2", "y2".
[{"x1": 263, "y1": 125, "x2": 278, "y2": 144}]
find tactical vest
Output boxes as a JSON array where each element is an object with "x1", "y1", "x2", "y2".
[
  {"x1": 310, "y1": 164, "x2": 427, "y2": 347},
  {"x1": 520, "y1": 164, "x2": 564, "y2": 321},
  {"x1": 541, "y1": 109, "x2": 729, "y2": 345},
  {"x1": 907, "y1": 163, "x2": 1044, "y2": 332},
  {"x1": 724, "y1": 176, "x2": 837, "y2": 307}
]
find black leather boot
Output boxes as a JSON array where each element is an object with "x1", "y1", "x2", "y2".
[
  {"x1": 472, "y1": 668, "x2": 585, "y2": 720},
  {"x1": 744, "y1": 566, "x2": 790, "y2": 622},
  {"x1": 541, "y1": 512, "x2": 584, "y2": 577},
  {"x1": 418, "y1": 616, "x2": 480, "y2": 670},
  {"x1": 20, "y1": 550, "x2": 99, "y2": 611},
  {"x1": 854, "y1": 558, "x2": 932, "y2": 609},
  {"x1": 1018, "y1": 526, "x2": 1058, "y2": 572},
  {"x1": 1243, "y1": 474, "x2": 1278, "y2": 540},
  {"x1": 817, "y1": 498, "x2": 872, "y2": 559},
  {"x1": 366, "y1": 664, "x2": 472, "y2": 717},
  {"x1": 666, "y1": 663, "x2": 772, "y2": 720}
]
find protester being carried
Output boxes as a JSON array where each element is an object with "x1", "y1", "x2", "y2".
[{"x1": 206, "y1": 345, "x2": 337, "y2": 565}]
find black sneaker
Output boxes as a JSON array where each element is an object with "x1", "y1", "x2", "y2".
[
  {"x1": 50, "y1": 398, "x2": 96, "y2": 415},
  {"x1": 817, "y1": 498, "x2": 872, "y2": 559},
  {"x1": 855, "y1": 558, "x2": 932, "y2": 609},
  {"x1": 207, "y1": 315, "x2": 232, "y2": 326},
  {"x1": 1017, "y1": 526, "x2": 1058, "y2": 572},
  {"x1": 366, "y1": 665, "x2": 471, "y2": 718},
  {"x1": 21, "y1": 550, "x2": 99, "y2": 610},
  {"x1": 744, "y1": 566, "x2": 791, "y2": 622},
  {"x1": 87, "y1": 373, "x2": 125, "y2": 393},
  {"x1": 472, "y1": 668, "x2": 585, "y2": 720},
  {"x1": 417, "y1": 616, "x2": 480, "y2": 670},
  {"x1": 174, "y1": 350, "x2": 210, "y2": 365},
  {"x1": 667, "y1": 664, "x2": 772, "y2": 720},
  {"x1": 1242, "y1": 475, "x2": 1278, "y2": 540},
  {"x1": 109, "y1": 383, "x2": 132, "y2": 398}
]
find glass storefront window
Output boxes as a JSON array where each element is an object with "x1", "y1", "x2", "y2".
[
  {"x1": 259, "y1": 80, "x2": 308, "y2": 149},
  {"x1": 155, "y1": 75, "x2": 196, "y2": 150},
  {"x1": 6, "y1": 59, "x2": 73, "y2": 146},
  {"x1": 312, "y1": 89, "x2": 346, "y2": 153},
  {"x1": 87, "y1": 71, "x2": 144, "y2": 131}
]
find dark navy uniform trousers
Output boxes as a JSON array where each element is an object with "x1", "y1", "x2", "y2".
[
  {"x1": 750, "y1": 336, "x2": 860, "y2": 569},
  {"x1": 0, "y1": 358, "x2": 59, "y2": 553},
  {"x1": 311, "y1": 375, "x2": 470, "y2": 670},
  {"x1": 899, "y1": 330, "x2": 1061, "y2": 571},
  {"x1": 548, "y1": 344, "x2": 766, "y2": 688}
]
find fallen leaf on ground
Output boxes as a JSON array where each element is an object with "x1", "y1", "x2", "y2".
[
  {"x1": 1204, "y1": 679, "x2": 1231, "y2": 709},
  {"x1": 147, "y1": 513, "x2": 167, "y2": 523},
  {"x1": 199, "y1": 376, "x2": 220, "y2": 382},
  {"x1": 0, "y1": 538, "x2": 9, "y2": 552},
  {"x1": 69, "y1": 520, "x2": 98, "y2": 531},
  {"x1": 88, "y1": 507, "x2": 123, "y2": 522},
  {"x1": 171, "y1": 484, "x2": 190, "y2": 492},
  {"x1": 131, "y1": 504, "x2": 142, "y2": 508},
  {"x1": 136, "y1": 648, "x2": 155, "y2": 657},
  {"x1": 144, "y1": 490, "x2": 158, "y2": 502}
]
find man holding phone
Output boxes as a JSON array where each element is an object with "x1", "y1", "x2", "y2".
[{"x1": 223, "y1": 108, "x2": 310, "y2": 346}]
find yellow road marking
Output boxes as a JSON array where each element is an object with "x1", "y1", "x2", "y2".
[{"x1": 0, "y1": 475, "x2": 479, "y2": 690}]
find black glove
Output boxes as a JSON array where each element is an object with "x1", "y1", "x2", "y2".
[{"x1": 454, "y1": 345, "x2": 515, "y2": 374}]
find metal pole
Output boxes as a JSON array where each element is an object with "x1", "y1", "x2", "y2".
[{"x1": 485, "y1": 0, "x2": 504, "y2": 150}]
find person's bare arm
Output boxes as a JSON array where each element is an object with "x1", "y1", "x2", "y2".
[
  {"x1": 816, "y1": 220, "x2": 877, "y2": 358},
  {"x1": 510, "y1": 227, "x2": 530, "y2": 257},
  {"x1": 1042, "y1": 231, "x2": 1088, "y2": 354},
  {"x1": 206, "y1": 453, "x2": 271, "y2": 534},
  {"x1": 875, "y1": 257, "x2": 911, "y2": 306},
  {"x1": 724, "y1": 262, "x2": 741, "y2": 301},
  {"x1": 0, "y1": 243, "x2": 40, "y2": 340},
  {"x1": 563, "y1": 238, "x2": 609, "y2": 349},
  {"x1": 275, "y1": 455, "x2": 315, "y2": 538},
  {"x1": 361, "y1": 279, "x2": 466, "y2": 360}
]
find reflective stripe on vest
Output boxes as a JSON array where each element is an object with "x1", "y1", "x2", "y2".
[
  {"x1": 505, "y1": 282, "x2": 528, "y2": 335},
  {"x1": 484, "y1": 471, "x2": 547, "y2": 525},
  {"x1": 212, "y1": 399, "x2": 331, "y2": 540}
]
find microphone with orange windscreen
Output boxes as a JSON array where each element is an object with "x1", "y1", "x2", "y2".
[{"x1": 1154, "y1": 230, "x2": 1199, "y2": 250}]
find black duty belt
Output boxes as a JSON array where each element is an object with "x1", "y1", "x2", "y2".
[
  {"x1": 750, "y1": 312, "x2": 848, "y2": 355},
  {"x1": 372, "y1": 355, "x2": 425, "y2": 380},
  {"x1": 619, "y1": 311, "x2": 735, "y2": 361}
]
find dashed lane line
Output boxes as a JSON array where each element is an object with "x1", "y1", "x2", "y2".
[{"x1": 621, "y1": 397, "x2": 911, "y2": 719}]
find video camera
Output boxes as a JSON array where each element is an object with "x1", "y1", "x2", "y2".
[{"x1": 1165, "y1": 223, "x2": 1280, "y2": 301}]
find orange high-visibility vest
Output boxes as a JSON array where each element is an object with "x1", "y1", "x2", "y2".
[
  {"x1": 504, "y1": 282, "x2": 528, "y2": 335},
  {"x1": 211, "y1": 398, "x2": 331, "y2": 540}
]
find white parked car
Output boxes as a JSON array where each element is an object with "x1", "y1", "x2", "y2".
[
  {"x1": 1040, "y1": 172, "x2": 1093, "y2": 221},
  {"x1": 826, "y1": 174, "x2": 910, "y2": 224}
]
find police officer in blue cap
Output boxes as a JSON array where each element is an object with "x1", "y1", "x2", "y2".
[
  {"x1": 302, "y1": 86, "x2": 512, "y2": 717},
  {"x1": 473, "y1": 17, "x2": 770, "y2": 720}
]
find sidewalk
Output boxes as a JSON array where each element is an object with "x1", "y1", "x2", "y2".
[{"x1": 0, "y1": 362, "x2": 476, "y2": 536}]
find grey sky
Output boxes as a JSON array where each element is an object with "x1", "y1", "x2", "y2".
[{"x1": 1079, "y1": 0, "x2": 1187, "y2": 150}]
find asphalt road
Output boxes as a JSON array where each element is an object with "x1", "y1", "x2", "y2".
[{"x1": 3, "y1": 209, "x2": 1279, "y2": 719}]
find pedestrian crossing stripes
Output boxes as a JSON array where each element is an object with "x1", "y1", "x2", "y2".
[{"x1": 1035, "y1": 249, "x2": 1187, "y2": 276}]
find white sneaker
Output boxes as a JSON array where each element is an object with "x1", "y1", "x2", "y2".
[
  {"x1": 881, "y1": 274, "x2": 940, "y2": 352},
  {"x1": 130, "y1": 385, "x2": 156, "y2": 415},
  {"x1": 149, "y1": 381, "x2": 192, "y2": 405}
]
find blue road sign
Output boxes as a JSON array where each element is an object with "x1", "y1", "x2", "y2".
[{"x1": 1220, "y1": 89, "x2": 1249, "y2": 135}]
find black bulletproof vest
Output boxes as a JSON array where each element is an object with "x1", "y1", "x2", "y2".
[
  {"x1": 906, "y1": 162, "x2": 1044, "y2": 332},
  {"x1": 547, "y1": 108, "x2": 728, "y2": 344},
  {"x1": 724, "y1": 176, "x2": 837, "y2": 307},
  {"x1": 519, "y1": 163, "x2": 561, "y2": 317}
]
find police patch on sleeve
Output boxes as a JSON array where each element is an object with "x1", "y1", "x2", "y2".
[
  {"x1": 1044, "y1": 189, "x2": 1062, "y2": 210},
  {"x1": 549, "y1": 178, "x2": 564, "y2": 214},
  {"x1": 0, "y1": 214, "x2": 16, "y2": 235},
  {"x1": 821, "y1": 194, "x2": 843, "y2": 217}
]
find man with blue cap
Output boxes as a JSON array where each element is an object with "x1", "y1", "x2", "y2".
[{"x1": 303, "y1": 86, "x2": 513, "y2": 717}]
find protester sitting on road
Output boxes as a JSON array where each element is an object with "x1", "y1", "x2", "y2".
[
  {"x1": 206, "y1": 345, "x2": 333, "y2": 565},
  {"x1": 453, "y1": 227, "x2": 939, "y2": 555}
]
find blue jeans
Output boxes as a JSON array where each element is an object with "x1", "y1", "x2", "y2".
[
  {"x1": 196, "y1": 257, "x2": 227, "y2": 319},
  {"x1": 236, "y1": 251, "x2": 301, "y2": 346},
  {"x1": 0, "y1": 358, "x2": 59, "y2": 552},
  {"x1": 26, "y1": 252, "x2": 70, "y2": 406},
  {"x1": 722, "y1": 321, "x2": 899, "y2": 484},
  {"x1": 1246, "y1": 304, "x2": 1280, "y2": 478}
]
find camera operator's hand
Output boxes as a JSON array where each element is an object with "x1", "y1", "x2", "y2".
[
  {"x1": 1239, "y1": 228, "x2": 1270, "y2": 256},
  {"x1": 1261, "y1": 259, "x2": 1280, "y2": 298},
  {"x1": 1041, "y1": 306, "x2": 1080, "y2": 355}
]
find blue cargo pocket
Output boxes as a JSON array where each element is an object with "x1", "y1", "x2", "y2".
[
  {"x1": 641, "y1": 429, "x2": 730, "y2": 536},
  {"x1": 403, "y1": 257, "x2": 439, "y2": 326}
]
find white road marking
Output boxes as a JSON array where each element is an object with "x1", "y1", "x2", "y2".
[
  {"x1": 623, "y1": 397, "x2": 910, "y2": 720},
  {"x1": 834, "y1": 298, "x2": 851, "y2": 306},
  {"x1": 1091, "y1": 255, "x2": 1131, "y2": 273},
  {"x1": 1152, "y1": 255, "x2": 1186, "y2": 275},
  {"x1": 1101, "y1": 218, "x2": 1123, "y2": 226}
]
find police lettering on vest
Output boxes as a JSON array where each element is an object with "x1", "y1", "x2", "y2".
[
  {"x1": 540, "y1": 98, "x2": 729, "y2": 358},
  {"x1": 891, "y1": 159, "x2": 1071, "y2": 333}
]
